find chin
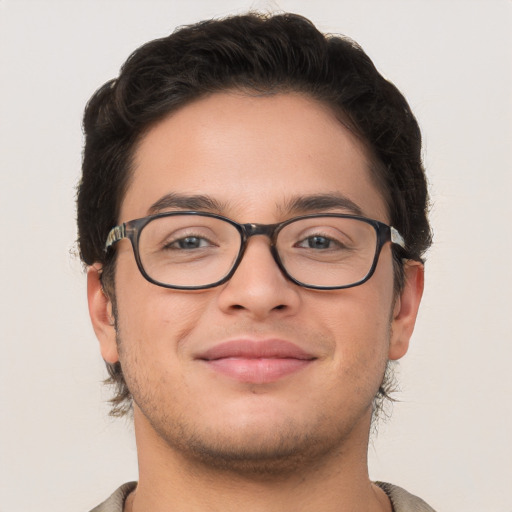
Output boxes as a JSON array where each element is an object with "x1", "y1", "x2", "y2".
[
  {"x1": 143, "y1": 401, "x2": 371, "y2": 478},
  {"x1": 169, "y1": 422, "x2": 338, "y2": 477}
]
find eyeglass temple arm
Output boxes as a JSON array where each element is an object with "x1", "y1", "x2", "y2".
[
  {"x1": 390, "y1": 227, "x2": 405, "y2": 249},
  {"x1": 105, "y1": 225, "x2": 126, "y2": 251}
]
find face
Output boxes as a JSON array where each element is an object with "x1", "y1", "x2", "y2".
[{"x1": 88, "y1": 92, "x2": 423, "y2": 473}]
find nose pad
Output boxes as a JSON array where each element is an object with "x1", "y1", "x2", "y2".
[{"x1": 216, "y1": 236, "x2": 300, "y2": 317}]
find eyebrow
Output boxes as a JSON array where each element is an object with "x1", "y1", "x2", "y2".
[
  {"x1": 280, "y1": 193, "x2": 364, "y2": 217},
  {"x1": 148, "y1": 193, "x2": 227, "y2": 215},
  {"x1": 147, "y1": 192, "x2": 364, "y2": 217}
]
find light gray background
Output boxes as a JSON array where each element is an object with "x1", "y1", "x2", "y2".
[{"x1": 1, "y1": 0, "x2": 511, "y2": 510}]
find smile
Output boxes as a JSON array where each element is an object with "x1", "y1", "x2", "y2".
[{"x1": 197, "y1": 339, "x2": 317, "y2": 384}]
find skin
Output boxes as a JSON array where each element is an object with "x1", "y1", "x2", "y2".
[{"x1": 88, "y1": 92, "x2": 424, "y2": 512}]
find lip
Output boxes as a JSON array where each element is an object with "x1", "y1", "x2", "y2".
[{"x1": 197, "y1": 339, "x2": 316, "y2": 384}]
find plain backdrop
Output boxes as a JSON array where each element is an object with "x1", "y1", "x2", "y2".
[{"x1": 1, "y1": 0, "x2": 511, "y2": 511}]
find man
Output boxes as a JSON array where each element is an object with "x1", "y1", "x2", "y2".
[{"x1": 78, "y1": 12, "x2": 435, "y2": 512}]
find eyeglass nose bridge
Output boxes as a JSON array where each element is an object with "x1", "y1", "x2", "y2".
[
  {"x1": 230, "y1": 221, "x2": 286, "y2": 277},
  {"x1": 240, "y1": 221, "x2": 281, "y2": 241}
]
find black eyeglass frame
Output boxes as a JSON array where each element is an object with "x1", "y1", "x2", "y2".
[{"x1": 104, "y1": 211, "x2": 406, "y2": 291}]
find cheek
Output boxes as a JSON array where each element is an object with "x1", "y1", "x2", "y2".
[
  {"x1": 309, "y1": 278, "x2": 394, "y2": 373},
  {"x1": 115, "y1": 269, "x2": 213, "y2": 359},
  {"x1": 114, "y1": 286, "x2": 215, "y2": 406}
]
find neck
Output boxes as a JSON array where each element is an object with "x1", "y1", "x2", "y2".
[{"x1": 127, "y1": 407, "x2": 391, "y2": 512}]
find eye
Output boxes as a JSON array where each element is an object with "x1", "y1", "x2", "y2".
[
  {"x1": 166, "y1": 236, "x2": 212, "y2": 250},
  {"x1": 296, "y1": 235, "x2": 341, "y2": 250}
]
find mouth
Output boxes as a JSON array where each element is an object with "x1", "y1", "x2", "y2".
[{"x1": 196, "y1": 339, "x2": 317, "y2": 384}]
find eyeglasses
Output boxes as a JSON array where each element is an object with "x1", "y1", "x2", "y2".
[{"x1": 105, "y1": 211, "x2": 405, "y2": 290}]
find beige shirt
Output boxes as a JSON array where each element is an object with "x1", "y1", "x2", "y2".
[{"x1": 89, "y1": 481, "x2": 437, "y2": 512}]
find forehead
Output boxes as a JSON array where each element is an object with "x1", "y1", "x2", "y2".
[{"x1": 121, "y1": 92, "x2": 388, "y2": 223}]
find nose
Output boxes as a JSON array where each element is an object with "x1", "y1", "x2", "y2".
[{"x1": 216, "y1": 236, "x2": 301, "y2": 320}]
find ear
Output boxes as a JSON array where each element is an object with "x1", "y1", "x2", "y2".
[
  {"x1": 87, "y1": 264, "x2": 119, "y2": 364},
  {"x1": 388, "y1": 261, "x2": 424, "y2": 361}
]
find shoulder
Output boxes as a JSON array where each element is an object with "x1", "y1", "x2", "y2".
[
  {"x1": 375, "y1": 482, "x2": 437, "y2": 512},
  {"x1": 88, "y1": 482, "x2": 137, "y2": 512}
]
